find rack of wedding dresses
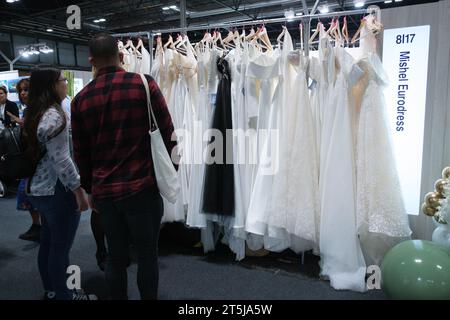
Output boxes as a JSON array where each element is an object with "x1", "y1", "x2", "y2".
[
  {"x1": 113, "y1": 32, "x2": 152, "y2": 74},
  {"x1": 147, "y1": 8, "x2": 411, "y2": 293}
]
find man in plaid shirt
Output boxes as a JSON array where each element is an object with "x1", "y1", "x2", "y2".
[{"x1": 71, "y1": 33, "x2": 176, "y2": 300}]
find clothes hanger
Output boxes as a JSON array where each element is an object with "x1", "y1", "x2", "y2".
[
  {"x1": 351, "y1": 18, "x2": 366, "y2": 44},
  {"x1": 174, "y1": 34, "x2": 188, "y2": 55},
  {"x1": 326, "y1": 19, "x2": 336, "y2": 38},
  {"x1": 248, "y1": 27, "x2": 263, "y2": 50},
  {"x1": 334, "y1": 18, "x2": 343, "y2": 46},
  {"x1": 342, "y1": 17, "x2": 350, "y2": 47},
  {"x1": 240, "y1": 27, "x2": 246, "y2": 42},
  {"x1": 257, "y1": 26, "x2": 273, "y2": 51},
  {"x1": 164, "y1": 34, "x2": 174, "y2": 49},
  {"x1": 233, "y1": 29, "x2": 242, "y2": 49},
  {"x1": 277, "y1": 25, "x2": 287, "y2": 48},
  {"x1": 135, "y1": 37, "x2": 145, "y2": 54},
  {"x1": 309, "y1": 21, "x2": 322, "y2": 44},
  {"x1": 124, "y1": 38, "x2": 134, "y2": 49},
  {"x1": 223, "y1": 30, "x2": 234, "y2": 43},
  {"x1": 185, "y1": 35, "x2": 198, "y2": 59},
  {"x1": 223, "y1": 30, "x2": 236, "y2": 50},
  {"x1": 245, "y1": 27, "x2": 256, "y2": 42},
  {"x1": 173, "y1": 34, "x2": 182, "y2": 46}
]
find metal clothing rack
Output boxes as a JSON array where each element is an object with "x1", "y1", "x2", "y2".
[
  {"x1": 109, "y1": 3, "x2": 381, "y2": 265},
  {"x1": 150, "y1": 6, "x2": 380, "y2": 61},
  {"x1": 110, "y1": 5, "x2": 380, "y2": 71},
  {"x1": 111, "y1": 31, "x2": 154, "y2": 74}
]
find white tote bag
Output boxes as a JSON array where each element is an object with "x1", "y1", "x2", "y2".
[{"x1": 140, "y1": 74, "x2": 180, "y2": 203}]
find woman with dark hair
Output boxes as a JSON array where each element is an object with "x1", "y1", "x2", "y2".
[
  {"x1": 24, "y1": 68, "x2": 95, "y2": 300},
  {"x1": 0, "y1": 85, "x2": 19, "y2": 129},
  {"x1": 11, "y1": 78, "x2": 42, "y2": 242}
]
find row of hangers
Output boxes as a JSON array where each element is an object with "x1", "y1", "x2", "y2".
[
  {"x1": 309, "y1": 13, "x2": 382, "y2": 47},
  {"x1": 119, "y1": 37, "x2": 147, "y2": 54},
  {"x1": 153, "y1": 12, "x2": 382, "y2": 57},
  {"x1": 156, "y1": 26, "x2": 277, "y2": 58}
]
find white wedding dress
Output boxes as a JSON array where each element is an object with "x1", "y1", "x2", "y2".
[
  {"x1": 265, "y1": 46, "x2": 320, "y2": 254},
  {"x1": 245, "y1": 37, "x2": 291, "y2": 253},
  {"x1": 354, "y1": 25, "x2": 412, "y2": 266},
  {"x1": 186, "y1": 47, "x2": 211, "y2": 229},
  {"x1": 319, "y1": 43, "x2": 367, "y2": 292},
  {"x1": 161, "y1": 50, "x2": 193, "y2": 223}
]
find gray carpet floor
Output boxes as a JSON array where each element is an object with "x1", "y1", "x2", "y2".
[{"x1": 0, "y1": 192, "x2": 387, "y2": 300}]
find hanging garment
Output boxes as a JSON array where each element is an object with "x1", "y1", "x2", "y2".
[
  {"x1": 118, "y1": 41, "x2": 132, "y2": 72},
  {"x1": 228, "y1": 44, "x2": 252, "y2": 260},
  {"x1": 165, "y1": 49, "x2": 178, "y2": 102},
  {"x1": 265, "y1": 46, "x2": 320, "y2": 254},
  {"x1": 319, "y1": 45, "x2": 367, "y2": 292},
  {"x1": 125, "y1": 40, "x2": 137, "y2": 73},
  {"x1": 354, "y1": 53, "x2": 412, "y2": 266},
  {"x1": 150, "y1": 47, "x2": 163, "y2": 83},
  {"x1": 202, "y1": 57, "x2": 235, "y2": 216},
  {"x1": 353, "y1": 25, "x2": 412, "y2": 265},
  {"x1": 139, "y1": 43, "x2": 151, "y2": 74},
  {"x1": 161, "y1": 50, "x2": 190, "y2": 223},
  {"x1": 245, "y1": 52, "x2": 287, "y2": 252},
  {"x1": 309, "y1": 56, "x2": 322, "y2": 168},
  {"x1": 235, "y1": 41, "x2": 254, "y2": 228},
  {"x1": 134, "y1": 46, "x2": 143, "y2": 74},
  {"x1": 186, "y1": 48, "x2": 212, "y2": 229}
]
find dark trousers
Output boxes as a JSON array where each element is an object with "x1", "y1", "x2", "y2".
[
  {"x1": 96, "y1": 188, "x2": 163, "y2": 300},
  {"x1": 29, "y1": 181, "x2": 80, "y2": 300}
]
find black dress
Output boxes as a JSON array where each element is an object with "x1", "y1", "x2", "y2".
[{"x1": 202, "y1": 57, "x2": 235, "y2": 216}]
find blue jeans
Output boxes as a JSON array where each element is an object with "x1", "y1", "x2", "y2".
[
  {"x1": 29, "y1": 180, "x2": 80, "y2": 300},
  {"x1": 96, "y1": 188, "x2": 163, "y2": 300}
]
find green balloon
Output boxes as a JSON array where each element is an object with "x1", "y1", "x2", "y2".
[{"x1": 381, "y1": 240, "x2": 450, "y2": 300}]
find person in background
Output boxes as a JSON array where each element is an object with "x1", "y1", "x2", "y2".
[
  {"x1": 24, "y1": 68, "x2": 95, "y2": 300},
  {"x1": 58, "y1": 76, "x2": 108, "y2": 270},
  {"x1": 71, "y1": 33, "x2": 177, "y2": 300},
  {"x1": 0, "y1": 85, "x2": 19, "y2": 130},
  {"x1": 10, "y1": 79, "x2": 42, "y2": 242}
]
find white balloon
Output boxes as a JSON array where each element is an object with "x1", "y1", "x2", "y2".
[{"x1": 432, "y1": 225, "x2": 450, "y2": 249}]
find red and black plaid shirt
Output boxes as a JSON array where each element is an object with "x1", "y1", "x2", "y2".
[{"x1": 71, "y1": 66, "x2": 177, "y2": 201}]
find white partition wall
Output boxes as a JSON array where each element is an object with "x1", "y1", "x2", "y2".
[{"x1": 381, "y1": 0, "x2": 450, "y2": 240}]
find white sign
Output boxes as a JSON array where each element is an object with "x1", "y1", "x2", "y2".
[
  {"x1": 382, "y1": 26, "x2": 430, "y2": 215},
  {"x1": 0, "y1": 70, "x2": 20, "y2": 103}
]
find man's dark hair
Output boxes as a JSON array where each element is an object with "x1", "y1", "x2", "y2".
[
  {"x1": 89, "y1": 33, "x2": 119, "y2": 60},
  {"x1": 0, "y1": 85, "x2": 7, "y2": 94}
]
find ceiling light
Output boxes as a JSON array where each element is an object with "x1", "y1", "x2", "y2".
[
  {"x1": 29, "y1": 47, "x2": 40, "y2": 55},
  {"x1": 39, "y1": 45, "x2": 54, "y2": 54},
  {"x1": 162, "y1": 6, "x2": 170, "y2": 10},
  {"x1": 21, "y1": 51, "x2": 29, "y2": 58},
  {"x1": 384, "y1": 0, "x2": 392, "y2": 3},
  {"x1": 296, "y1": 12, "x2": 303, "y2": 16},
  {"x1": 46, "y1": 28, "x2": 53, "y2": 32},
  {"x1": 354, "y1": 0, "x2": 365, "y2": 8},
  {"x1": 170, "y1": 5, "x2": 177, "y2": 9},
  {"x1": 6, "y1": 0, "x2": 20, "y2": 3},
  {"x1": 98, "y1": 18, "x2": 106, "y2": 22},
  {"x1": 394, "y1": 0, "x2": 403, "y2": 2},
  {"x1": 318, "y1": 4, "x2": 329, "y2": 14}
]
